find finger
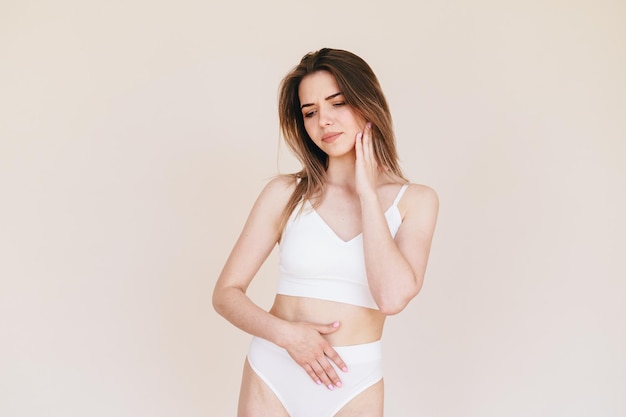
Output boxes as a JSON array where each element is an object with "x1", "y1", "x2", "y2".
[
  {"x1": 316, "y1": 321, "x2": 341, "y2": 335},
  {"x1": 303, "y1": 363, "x2": 323, "y2": 386},
  {"x1": 325, "y1": 346, "x2": 349, "y2": 374},
  {"x1": 317, "y1": 357, "x2": 343, "y2": 389},
  {"x1": 310, "y1": 359, "x2": 336, "y2": 390},
  {"x1": 354, "y1": 131, "x2": 363, "y2": 160},
  {"x1": 363, "y1": 123, "x2": 373, "y2": 163}
]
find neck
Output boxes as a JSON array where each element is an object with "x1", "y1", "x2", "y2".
[{"x1": 325, "y1": 152, "x2": 357, "y2": 188}]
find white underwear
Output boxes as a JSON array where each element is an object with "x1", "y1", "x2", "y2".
[{"x1": 246, "y1": 337, "x2": 383, "y2": 417}]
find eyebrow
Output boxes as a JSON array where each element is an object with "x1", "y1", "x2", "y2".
[{"x1": 300, "y1": 92, "x2": 344, "y2": 110}]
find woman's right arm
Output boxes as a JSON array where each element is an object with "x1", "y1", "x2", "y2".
[
  {"x1": 212, "y1": 176, "x2": 348, "y2": 389},
  {"x1": 212, "y1": 176, "x2": 293, "y2": 342}
]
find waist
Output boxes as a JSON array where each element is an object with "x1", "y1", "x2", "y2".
[
  {"x1": 251, "y1": 336, "x2": 383, "y2": 362},
  {"x1": 277, "y1": 272, "x2": 379, "y2": 310},
  {"x1": 270, "y1": 294, "x2": 386, "y2": 346}
]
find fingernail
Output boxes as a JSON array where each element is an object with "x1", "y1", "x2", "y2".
[
  {"x1": 342, "y1": 366, "x2": 348, "y2": 372},
  {"x1": 357, "y1": 132, "x2": 362, "y2": 140},
  {"x1": 332, "y1": 321, "x2": 340, "y2": 328},
  {"x1": 316, "y1": 380, "x2": 322, "y2": 385},
  {"x1": 327, "y1": 384, "x2": 334, "y2": 390},
  {"x1": 367, "y1": 122, "x2": 372, "y2": 128},
  {"x1": 335, "y1": 381, "x2": 342, "y2": 388}
]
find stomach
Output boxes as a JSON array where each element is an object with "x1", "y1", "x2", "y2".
[{"x1": 269, "y1": 294, "x2": 386, "y2": 346}]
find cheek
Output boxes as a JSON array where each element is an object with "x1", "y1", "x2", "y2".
[
  {"x1": 342, "y1": 109, "x2": 366, "y2": 131},
  {"x1": 353, "y1": 114, "x2": 367, "y2": 130},
  {"x1": 303, "y1": 119, "x2": 317, "y2": 139}
]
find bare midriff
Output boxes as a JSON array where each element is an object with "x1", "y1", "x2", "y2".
[{"x1": 269, "y1": 294, "x2": 386, "y2": 346}]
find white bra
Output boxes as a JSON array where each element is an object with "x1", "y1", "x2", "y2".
[{"x1": 276, "y1": 184, "x2": 409, "y2": 309}]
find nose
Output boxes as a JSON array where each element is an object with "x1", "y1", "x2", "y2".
[{"x1": 317, "y1": 105, "x2": 333, "y2": 127}]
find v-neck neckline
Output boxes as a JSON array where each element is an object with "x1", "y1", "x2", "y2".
[{"x1": 305, "y1": 200, "x2": 397, "y2": 244}]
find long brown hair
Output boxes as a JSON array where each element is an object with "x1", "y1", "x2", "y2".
[{"x1": 278, "y1": 48, "x2": 406, "y2": 232}]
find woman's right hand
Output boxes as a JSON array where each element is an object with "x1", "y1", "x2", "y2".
[{"x1": 280, "y1": 321, "x2": 348, "y2": 390}]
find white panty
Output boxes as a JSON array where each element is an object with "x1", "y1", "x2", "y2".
[{"x1": 246, "y1": 337, "x2": 383, "y2": 417}]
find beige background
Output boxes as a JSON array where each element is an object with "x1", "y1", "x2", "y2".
[{"x1": 1, "y1": 1, "x2": 625, "y2": 416}]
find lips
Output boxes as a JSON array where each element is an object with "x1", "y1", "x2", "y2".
[{"x1": 321, "y1": 132, "x2": 342, "y2": 143}]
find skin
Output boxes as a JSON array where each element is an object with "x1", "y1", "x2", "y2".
[{"x1": 213, "y1": 70, "x2": 439, "y2": 416}]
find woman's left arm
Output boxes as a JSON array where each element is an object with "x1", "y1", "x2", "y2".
[{"x1": 356, "y1": 124, "x2": 439, "y2": 315}]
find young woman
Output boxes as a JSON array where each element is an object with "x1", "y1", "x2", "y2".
[{"x1": 213, "y1": 48, "x2": 438, "y2": 417}]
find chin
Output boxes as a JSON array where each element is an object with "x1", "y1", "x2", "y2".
[{"x1": 328, "y1": 145, "x2": 357, "y2": 159}]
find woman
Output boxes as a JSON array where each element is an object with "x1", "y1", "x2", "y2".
[{"x1": 213, "y1": 48, "x2": 438, "y2": 417}]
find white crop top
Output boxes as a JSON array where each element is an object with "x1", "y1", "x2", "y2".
[{"x1": 277, "y1": 184, "x2": 409, "y2": 309}]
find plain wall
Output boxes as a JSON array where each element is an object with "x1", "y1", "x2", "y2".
[{"x1": 1, "y1": 1, "x2": 624, "y2": 416}]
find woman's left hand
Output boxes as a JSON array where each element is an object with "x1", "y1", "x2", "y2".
[{"x1": 355, "y1": 122, "x2": 379, "y2": 198}]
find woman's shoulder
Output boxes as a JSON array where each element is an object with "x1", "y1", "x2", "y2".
[
  {"x1": 254, "y1": 174, "x2": 298, "y2": 210},
  {"x1": 383, "y1": 173, "x2": 437, "y2": 204},
  {"x1": 399, "y1": 182, "x2": 439, "y2": 217},
  {"x1": 405, "y1": 182, "x2": 437, "y2": 198},
  {"x1": 261, "y1": 174, "x2": 298, "y2": 197}
]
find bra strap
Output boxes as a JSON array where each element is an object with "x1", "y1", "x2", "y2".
[{"x1": 391, "y1": 183, "x2": 410, "y2": 207}]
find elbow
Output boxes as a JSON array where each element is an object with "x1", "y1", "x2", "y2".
[
  {"x1": 377, "y1": 293, "x2": 412, "y2": 315},
  {"x1": 378, "y1": 302, "x2": 405, "y2": 316},
  {"x1": 377, "y1": 282, "x2": 423, "y2": 316},
  {"x1": 212, "y1": 287, "x2": 227, "y2": 317},
  {"x1": 211, "y1": 292, "x2": 221, "y2": 315},
  {"x1": 212, "y1": 284, "x2": 246, "y2": 318}
]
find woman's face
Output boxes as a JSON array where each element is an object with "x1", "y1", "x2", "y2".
[{"x1": 298, "y1": 70, "x2": 366, "y2": 158}]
